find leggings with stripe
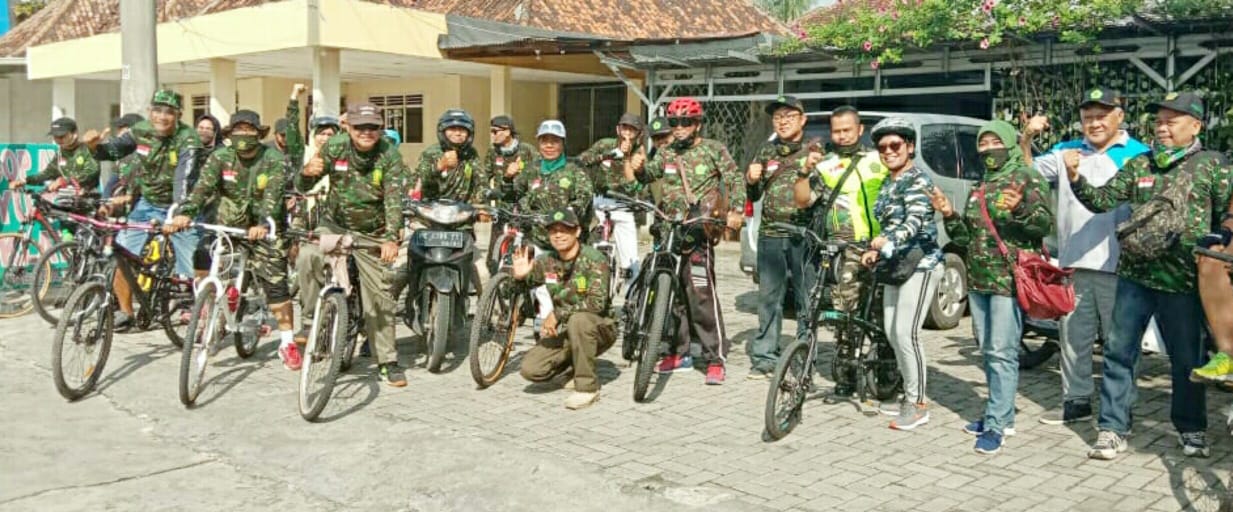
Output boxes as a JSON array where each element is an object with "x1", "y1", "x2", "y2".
[{"x1": 883, "y1": 268, "x2": 941, "y2": 404}]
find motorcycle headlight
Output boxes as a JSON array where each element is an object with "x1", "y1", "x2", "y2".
[{"x1": 416, "y1": 202, "x2": 474, "y2": 225}]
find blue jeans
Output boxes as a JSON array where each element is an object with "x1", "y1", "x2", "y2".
[
  {"x1": 1098, "y1": 278, "x2": 1206, "y2": 435},
  {"x1": 969, "y1": 292, "x2": 1022, "y2": 434},
  {"x1": 749, "y1": 235, "x2": 816, "y2": 372},
  {"x1": 118, "y1": 198, "x2": 200, "y2": 277}
]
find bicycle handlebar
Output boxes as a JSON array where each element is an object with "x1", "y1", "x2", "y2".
[
  {"x1": 166, "y1": 204, "x2": 278, "y2": 241},
  {"x1": 1195, "y1": 246, "x2": 1233, "y2": 264}
]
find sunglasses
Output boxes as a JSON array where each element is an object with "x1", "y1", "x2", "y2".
[
  {"x1": 877, "y1": 141, "x2": 906, "y2": 153},
  {"x1": 667, "y1": 117, "x2": 698, "y2": 128},
  {"x1": 352, "y1": 124, "x2": 382, "y2": 132},
  {"x1": 491, "y1": 127, "x2": 509, "y2": 134}
]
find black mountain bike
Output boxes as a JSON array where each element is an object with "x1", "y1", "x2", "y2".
[{"x1": 764, "y1": 222, "x2": 901, "y2": 441}]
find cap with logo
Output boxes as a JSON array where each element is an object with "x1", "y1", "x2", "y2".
[
  {"x1": 765, "y1": 95, "x2": 805, "y2": 115},
  {"x1": 617, "y1": 113, "x2": 644, "y2": 131},
  {"x1": 1078, "y1": 87, "x2": 1122, "y2": 109},
  {"x1": 48, "y1": 117, "x2": 78, "y2": 137},
  {"x1": 537, "y1": 120, "x2": 567, "y2": 139},
  {"x1": 347, "y1": 102, "x2": 385, "y2": 127},
  {"x1": 546, "y1": 207, "x2": 580, "y2": 228},
  {"x1": 1147, "y1": 90, "x2": 1206, "y2": 120},
  {"x1": 648, "y1": 117, "x2": 671, "y2": 136},
  {"x1": 150, "y1": 89, "x2": 184, "y2": 110}
]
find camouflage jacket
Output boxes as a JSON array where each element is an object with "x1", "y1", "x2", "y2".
[
  {"x1": 93, "y1": 120, "x2": 204, "y2": 206},
  {"x1": 504, "y1": 158, "x2": 594, "y2": 245},
  {"x1": 482, "y1": 141, "x2": 537, "y2": 205},
  {"x1": 746, "y1": 142, "x2": 824, "y2": 238},
  {"x1": 943, "y1": 164, "x2": 1053, "y2": 296},
  {"x1": 523, "y1": 245, "x2": 611, "y2": 324},
  {"x1": 282, "y1": 99, "x2": 305, "y2": 170},
  {"x1": 296, "y1": 133, "x2": 406, "y2": 242},
  {"x1": 873, "y1": 166, "x2": 942, "y2": 267},
  {"x1": 1073, "y1": 150, "x2": 1233, "y2": 293},
  {"x1": 631, "y1": 138, "x2": 745, "y2": 219},
  {"x1": 578, "y1": 137, "x2": 644, "y2": 196},
  {"x1": 180, "y1": 146, "x2": 287, "y2": 228},
  {"x1": 413, "y1": 144, "x2": 487, "y2": 204},
  {"x1": 27, "y1": 143, "x2": 101, "y2": 193}
]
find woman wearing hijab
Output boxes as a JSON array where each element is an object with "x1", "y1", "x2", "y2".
[
  {"x1": 930, "y1": 120, "x2": 1053, "y2": 455},
  {"x1": 195, "y1": 114, "x2": 223, "y2": 154}
]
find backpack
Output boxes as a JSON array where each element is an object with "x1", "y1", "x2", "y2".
[{"x1": 1115, "y1": 152, "x2": 1211, "y2": 259}]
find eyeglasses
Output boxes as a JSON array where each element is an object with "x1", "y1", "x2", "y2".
[
  {"x1": 772, "y1": 112, "x2": 802, "y2": 122},
  {"x1": 352, "y1": 124, "x2": 382, "y2": 133},
  {"x1": 667, "y1": 117, "x2": 698, "y2": 128},
  {"x1": 877, "y1": 141, "x2": 905, "y2": 153}
]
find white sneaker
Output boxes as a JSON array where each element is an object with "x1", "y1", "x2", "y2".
[
  {"x1": 563, "y1": 379, "x2": 576, "y2": 391},
  {"x1": 565, "y1": 391, "x2": 599, "y2": 410}
]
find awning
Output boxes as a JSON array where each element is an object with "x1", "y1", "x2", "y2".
[
  {"x1": 439, "y1": 15, "x2": 615, "y2": 52},
  {"x1": 627, "y1": 34, "x2": 781, "y2": 66}
]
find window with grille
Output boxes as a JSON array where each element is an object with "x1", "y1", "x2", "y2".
[
  {"x1": 191, "y1": 95, "x2": 208, "y2": 123},
  {"x1": 369, "y1": 94, "x2": 424, "y2": 144}
]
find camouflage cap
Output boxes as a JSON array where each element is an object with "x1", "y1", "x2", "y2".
[
  {"x1": 150, "y1": 89, "x2": 183, "y2": 110},
  {"x1": 546, "y1": 207, "x2": 580, "y2": 228},
  {"x1": 1147, "y1": 90, "x2": 1206, "y2": 120}
]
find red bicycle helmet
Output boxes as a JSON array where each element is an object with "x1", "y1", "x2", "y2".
[{"x1": 666, "y1": 97, "x2": 703, "y2": 118}]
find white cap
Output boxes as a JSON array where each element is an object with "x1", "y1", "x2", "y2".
[{"x1": 536, "y1": 120, "x2": 566, "y2": 139}]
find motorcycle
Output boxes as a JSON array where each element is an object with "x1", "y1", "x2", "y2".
[{"x1": 401, "y1": 199, "x2": 482, "y2": 373}]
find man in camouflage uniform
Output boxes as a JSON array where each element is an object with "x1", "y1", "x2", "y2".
[
  {"x1": 482, "y1": 115, "x2": 536, "y2": 273},
  {"x1": 168, "y1": 110, "x2": 299, "y2": 368},
  {"x1": 578, "y1": 113, "x2": 646, "y2": 280},
  {"x1": 411, "y1": 109, "x2": 486, "y2": 204},
  {"x1": 744, "y1": 97, "x2": 826, "y2": 380},
  {"x1": 500, "y1": 120, "x2": 594, "y2": 248},
  {"x1": 514, "y1": 207, "x2": 615, "y2": 410},
  {"x1": 87, "y1": 89, "x2": 205, "y2": 327},
  {"x1": 1072, "y1": 91, "x2": 1233, "y2": 460},
  {"x1": 9, "y1": 117, "x2": 101, "y2": 195},
  {"x1": 622, "y1": 97, "x2": 745, "y2": 385},
  {"x1": 297, "y1": 102, "x2": 408, "y2": 387}
]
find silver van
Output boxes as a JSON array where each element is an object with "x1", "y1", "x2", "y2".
[{"x1": 739, "y1": 111, "x2": 989, "y2": 330}]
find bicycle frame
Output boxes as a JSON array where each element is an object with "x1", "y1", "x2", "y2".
[{"x1": 187, "y1": 216, "x2": 278, "y2": 344}]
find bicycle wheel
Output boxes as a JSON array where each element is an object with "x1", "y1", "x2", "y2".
[
  {"x1": 180, "y1": 282, "x2": 222, "y2": 406},
  {"x1": 51, "y1": 281, "x2": 113, "y2": 400},
  {"x1": 299, "y1": 291, "x2": 347, "y2": 421},
  {"x1": 339, "y1": 290, "x2": 362, "y2": 372},
  {"x1": 868, "y1": 337, "x2": 903, "y2": 401},
  {"x1": 0, "y1": 233, "x2": 50, "y2": 318},
  {"x1": 619, "y1": 279, "x2": 647, "y2": 362},
  {"x1": 764, "y1": 339, "x2": 811, "y2": 440},
  {"x1": 161, "y1": 280, "x2": 194, "y2": 349},
  {"x1": 468, "y1": 272, "x2": 522, "y2": 388},
  {"x1": 426, "y1": 291, "x2": 453, "y2": 373},
  {"x1": 33, "y1": 241, "x2": 89, "y2": 325},
  {"x1": 232, "y1": 287, "x2": 262, "y2": 359},
  {"x1": 633, "y1": 272, "x2": 672, "y2": 403}
]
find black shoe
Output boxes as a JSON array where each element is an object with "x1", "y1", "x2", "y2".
[
  {"x1": 379, "y1": 363, "x2": 407, "y2": 387},
  {"x1": 1039, "y1": 401, "x2": 1094, "y2": 425},
  {"x1": 359, "y1": 340, "x2": 372, "y2": 357}
]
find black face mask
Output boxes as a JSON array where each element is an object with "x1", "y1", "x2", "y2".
[
  {"x1": 978, "y1": 148, "x2": 1011, "y2": 172},
  {"x1": 671, "y1": 134, "x2": 695, "y2": 152},
  {"x1": 831, "y1": 141, "x2": 862, "y2": 157},
  {"x1": 775, "y1": 139, "x2": 802, "y2": 157}
]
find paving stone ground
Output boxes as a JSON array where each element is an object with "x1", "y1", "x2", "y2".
[{"x1": 3, "y1": 228, "x2": 1233, "y2": 511}]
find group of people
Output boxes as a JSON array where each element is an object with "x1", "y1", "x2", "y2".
[{"x1": 11, "y1": 81, "x2": 1233, "y2": 457}]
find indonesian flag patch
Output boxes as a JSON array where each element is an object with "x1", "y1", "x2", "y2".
[
  {"x1": 1137, "y1": 176, "x2": 1155, "y2": 189},
  {"x1": 222, "y1": 168, "x2": 237, "y2": 182},
  {"x1": 665, "y1": 163, "x2": 678, "y2": 175},
  {"x1": 136, "y1": 144, "x2": 151, "y2": 156},
  {"x1": 545, "y1": 272, "x2": 559, "y2": 284},
  {"x1": 767, "y1": 160, "x2": 780, "y2": 172},
  {"x1": 334, "y1": 160, "x2": 349, "y2": 172}
]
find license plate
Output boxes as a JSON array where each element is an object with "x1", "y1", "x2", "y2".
[{"x1": 414, "y1": 231, "x2": 467, "y2": 248}]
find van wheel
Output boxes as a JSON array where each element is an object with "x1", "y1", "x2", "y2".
[{"x1": 925, "y1": 253, "x2": 966, "y2": 330}]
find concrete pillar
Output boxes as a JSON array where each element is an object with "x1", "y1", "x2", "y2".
[
  {"x1": 489, "y1": 66, "x2": 512, "y2": 118},
  {"x1": 625, "y1": 79, "x2": 643, "y2": 117},
  {"x1": 312, "y1": 48, "x2": 341, "y2": 116},
  {"x1": 120, "y1": 0, "x2": 158, "y2": 116},
  {"x1": 51, "y1": 78, "x2": 75, "y2": 119},
  {"x1": 547, "y1": 83, "x2": 559, "y2": 118},
  {"x1": 209, "y1": 58, "x2": 236, "y2": 125}
]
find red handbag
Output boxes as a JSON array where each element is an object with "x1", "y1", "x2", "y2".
[{"x1": 976, "y1": 187, "x2": 1075, "y2": 320}]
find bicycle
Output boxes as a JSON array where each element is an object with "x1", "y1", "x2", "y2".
[
  {"x1": 763, "y1": 222, "x2": 901, "y2": 441},
  {"x1": 0, "y1": 189, "x2": 66, "y2": 318},
  {"x1": 32, "y1": 197, "x2": 116, "y2": 325},
  {"x1": 603, "y1": 193, "x2": 726, "y2": 403},
  {"x1": 467, "y1": 206, "x2": 546, "y2": 388},
  {"x1": 50, "y1": 220, "x2": 194, "y2": 400},
  {"x1": 288, "y1": 228, "x2": 379, "y2": 421},
  {"x1": 591, "y1": 196, "x2": 630, "y2": 304},
  {"x1": 177, "y1": 210, "x2": 278, "y2": 407}
]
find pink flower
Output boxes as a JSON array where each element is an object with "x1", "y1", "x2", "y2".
[
  {"x1": 981, "y1": 0, "x2": 996, "y2": 13},
  {"x1": 1018, "y1": 16, "x2": 1027, "y2": 26},
  {"x1": 878, "y1": 6, "x2": 887, "y2": 14},
  {"x1": 870, "y1": 59, "x2": 881, "y2": 70},
  {"x1": 891, "y1": 11, "x2": 900, "y2": 20},
  {"x1": 979, "y1": 38, "x2": 990, "y2": 49},
  {"x1": 863, "y1": 40, "x2": 874, "y2": 51}
]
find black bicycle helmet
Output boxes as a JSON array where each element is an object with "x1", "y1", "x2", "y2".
[
  {"x1": 870, "y1": 117, "x2": 916, "y2": 144},
  {"x1": 437, "y1": 109, "x2": 475, "y2": 149},
  {"x1": 310, "y1": 116, "x2": 340, "y2": 134}
]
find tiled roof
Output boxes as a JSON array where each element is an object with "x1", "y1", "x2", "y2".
[{"x1": 0, "y1": 0, "x2": 784, "y2": 58}]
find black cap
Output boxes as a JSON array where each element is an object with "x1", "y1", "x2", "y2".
[
  {"x1": 491, "y1": 115, "x2": 515, "y2": 130},
  {"x1": 765, "y1": 95, "x2": 805, "y2": 115},
  {"x1": 114, "y1": 113, "x2": 144, "y2": 130},
  {"x1": 648, "y1": 117, "x2": 671, "y2": 136},
  {"x1": 227, "y1": 110, "x2": 263, "y2": 131},
  {"x1": 1148, "y1": 90, "x2": 1206, "y2": 120},
  {"x1": 1078, "y1": 87, "x2": 1122, "y2": 109},
  {"x1": 617, "y1": 113, "x2": 644, "y2": 131},
  {"x1": 274, "y1": 118, "x2": 290, "y2": 134},
  {"x1": 48, "y1": 117, "x2": 77, "y2": 136},
  {"x1": 546, "y1": 207, "x2": 580, "y2": 228}
]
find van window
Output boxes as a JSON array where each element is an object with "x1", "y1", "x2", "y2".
[
  {"x1": 920, "y1": 124, "x2": 960, "y2": 179},
  {"x1": 954, "y1": 125, "x2": 985, "y2": 181}
]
